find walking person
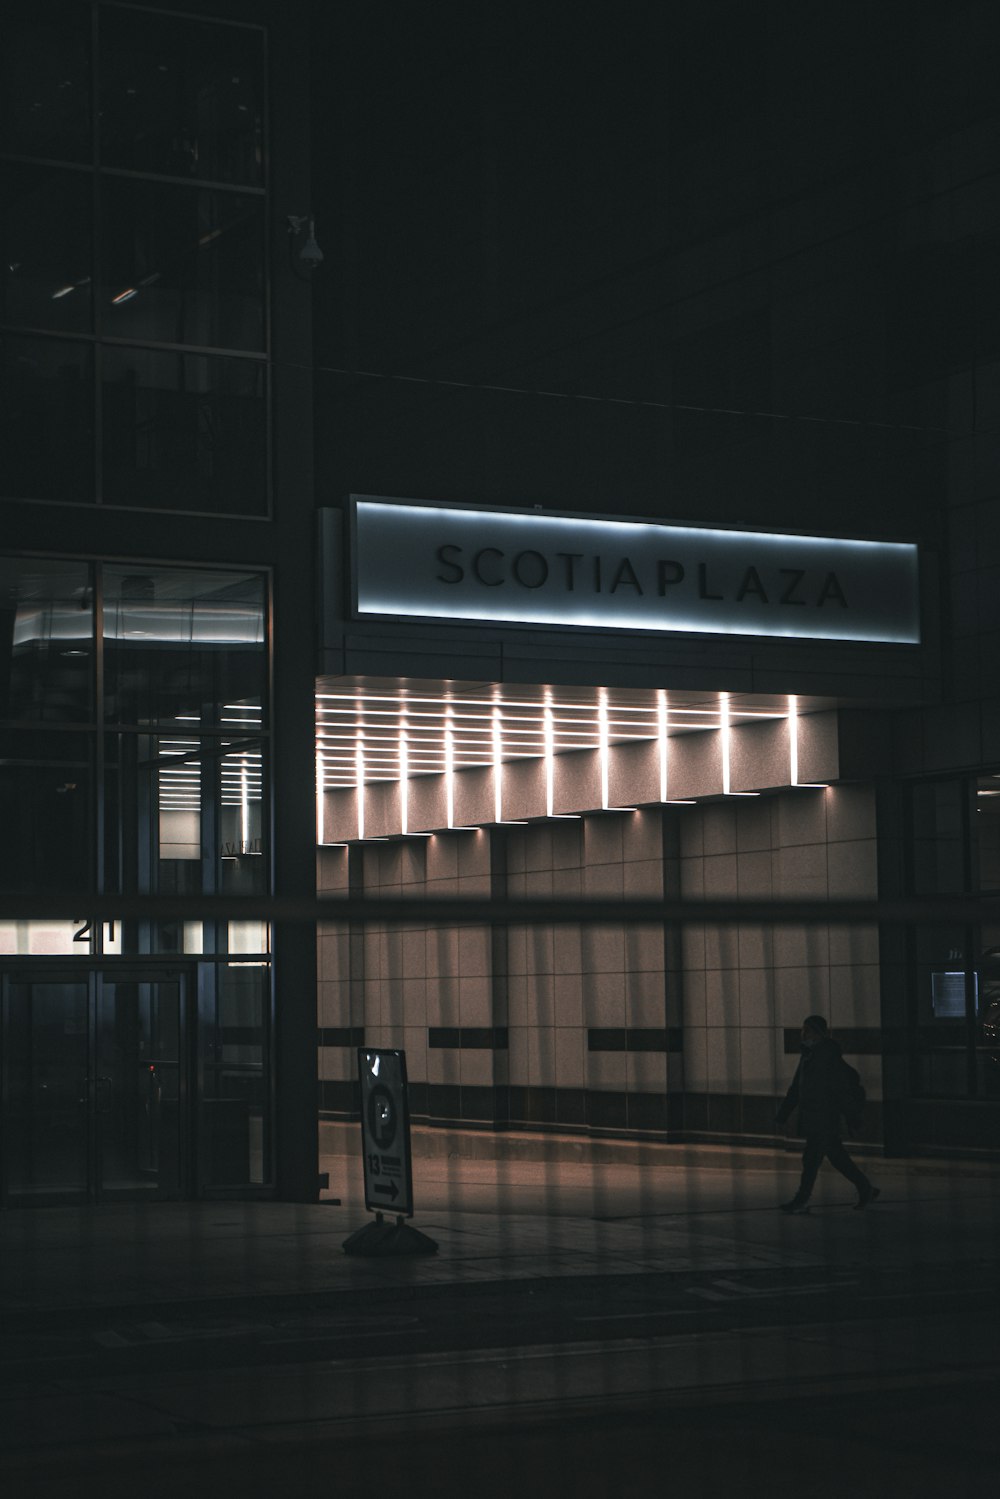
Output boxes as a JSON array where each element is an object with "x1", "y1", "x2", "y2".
[{"x1": 775, "y1": 1015, "x2": 879, "y2": 1213}]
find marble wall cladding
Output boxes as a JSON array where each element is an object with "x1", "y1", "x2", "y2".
[
  {"x1": 316, "y1": 772, "x2": 883, "y2": 1124},
  {"x1": 680, "y1": 784, "x2": 883, "y2": 1102}
]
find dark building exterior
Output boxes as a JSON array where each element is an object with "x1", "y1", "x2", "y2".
[{"x1": 2, "y1": 0, "x2": 999, "y2": 1207}]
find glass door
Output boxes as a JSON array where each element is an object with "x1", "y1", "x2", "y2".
[
  {"x1": 2, "y1": 977, "x2": 90, "y2": 1203},
  {"x1": 95, "y1": 973, "x2": 185, "y2": 1198},
  {"x1": 1, "y1": 967, "x2": 189, "y2": 1205}
]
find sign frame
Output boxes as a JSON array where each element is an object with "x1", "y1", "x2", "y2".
[
  {"x1": 348, "y1": 495, "x2": 922, "y2": 646},
  {"x1": 357, "y1": 1048, "x2": 415, "y2": 1218}
]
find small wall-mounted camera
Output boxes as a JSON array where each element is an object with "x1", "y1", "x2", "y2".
[{"x1": 287, "y1": 214, "x2": 324, "y2": 268}]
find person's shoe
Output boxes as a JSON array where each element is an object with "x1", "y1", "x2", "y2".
[
  {"x1": 854, "y1": 1183, "x2": 881, "y2": 1210},
  {"x1": 780, "y1": 1198, "x2": 810, "y2": 1214}
]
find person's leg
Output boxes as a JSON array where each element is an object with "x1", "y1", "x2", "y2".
[
  {"x1": 825, "y1": 1136, "x2": 874, "y2": 1199},
  {"x1": 783, "y1": 1134, "x2": 824, "y2": 1208}
]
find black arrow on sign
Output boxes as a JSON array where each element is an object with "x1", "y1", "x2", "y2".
[{"x1": 373, "y1": 1180, "x2": 399, "y2": 1200}]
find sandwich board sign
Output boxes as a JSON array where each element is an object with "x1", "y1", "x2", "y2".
[{"x1": 358, "y1": 1048, "x2": 414, "y2": 1218}]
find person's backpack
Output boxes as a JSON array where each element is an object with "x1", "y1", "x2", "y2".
[{"x1": 838, "y1": 1058, "x2": 867, "y2": 1133}]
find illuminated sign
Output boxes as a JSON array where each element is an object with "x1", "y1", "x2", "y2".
[{"x1": 351, "y1": 498, "x2": 921, "y2": 644}]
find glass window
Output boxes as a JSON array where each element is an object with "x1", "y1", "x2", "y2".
[
  {"x1": 975, "y1": 775, "x2": 1000, "y2": 892},
  {"x1": 104, "y1": 729, "x2": 268, "y2": 944},
  {"x1": 978, "y1": 946, "x2": 1000, "y2": 1099},
  {"x1": 0, "y1": 729, "x2": 92, "y2": 896},
  {"x1": 3, "y1": 980, "x2": 90, "y2": 1199},
  {"x1": 200, "y1": 963, "x2": 270, "y2": 1185},
  {"x1": 0, "y1": 334, "x2": 95, "y2": 503},
  {"x1": 0, "y1": 557, "x2": 94, "y2": 722},
  {"x1": 0, "y1": 2, "x2": 91, "y2": 163},
  {"x1": 101, "y1": 178, "x2": 265, "y2": 352},
  {"x1": 0, "y1": 164, "x2": 93, "y2": 333},
  {"x1": 100, "y1": 347, "x2": 267, "y2": 512},
  {"x1": 99, "y1": 9, "x2": 265, "y2": 187},
  {"x1": 102, "y1": 565, "x2": 266, "y2": 727}
]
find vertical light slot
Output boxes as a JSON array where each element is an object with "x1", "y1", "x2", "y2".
[
  {"x1": 315, "y1": 746, "x2": 324, "y2": 844},
  {"x1": 399, "y1": 730, "x2": 409, "y2": 835},
  {"x1": 658, "y1": 690, "x2": 668, "y2": 802},
  {"x1": 356, "y1": 738, "x2": 365, "y2": 841},
  {"x1": 240, "y1": 757, "x2": 250, "y2": 851},
  {"x1": 720, "y1": 692, "x2": 731, "y2": 796},
  {"x1": 492, "y1": 702, "x2": 503, "y2": 823},
  {"x1": 445, "y1": 705, "x2": 455, "y2": 828},
  {"x1": 544, "y1": 698, "x2": 555, "y2": 818},
  {"x1": 788, "y1": 694, "x2": 799, "y2": 786},
  {"x1": 599, "y1": 689, "x2": 610, "y2": 810}
]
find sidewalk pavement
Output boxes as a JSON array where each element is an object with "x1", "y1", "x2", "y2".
[
  {"x1": 1, "y1": 1128, "x2": 996, "y2": 1314},
  {"x1": 1, "y1": 1131, "x2": 998, "y2": 1498}
]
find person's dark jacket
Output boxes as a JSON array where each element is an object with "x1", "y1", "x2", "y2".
[{"x1": 775, "y1": 1036, "x2": 847, "y2": 1134}]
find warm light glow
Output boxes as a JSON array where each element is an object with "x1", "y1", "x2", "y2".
[
  {"x1": 445, "y1": 706, "x2": 455, "y2": 828},
  {"x1": 240, "y1": 758, "x2": 250, "y2": 849},
  {"x1": 658, "y1": 690, "x2": 668, "y2": 802},
  {"x1": 315, "y1": 679, "x2": 839, "y2": 825},
  {"x1": 599, "y1": 689, "x2": 610, "y2": 809},
  {"x1": 492, "y1": 702, "x2": 503, "y2": 822},
  {"x1": 356, "y1": 740, "x2": 365, "y2": 841},
  {"x1": 721, "y1": 693, "x2": 731, "y2": 796},
  {"x1": 400, "y1": 732, "x2": 409, "y2": 835},
  {"x1": 316, "y1": 747, "x2": 324, "y2": 843}
]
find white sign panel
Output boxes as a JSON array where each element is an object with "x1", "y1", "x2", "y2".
[
  {"x1": 358, "y1": 1049, "x2": 414, "y2": 1217},
  {"x1": 351, "y1": 498, "x2": 920, "y2": 644}
]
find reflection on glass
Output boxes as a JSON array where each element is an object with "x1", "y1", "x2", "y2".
[
  {"x1": 4, "y1": 980, "x2": 89, "y2": 1198},
  {"x1": 0, "y1": 2, "x2": 91, "y2": 163},
  {"x1": 0, "y1": 554, "x2": 96, "y2": 903},
  {"x1": 101, "y1": 179, "x2": 265, "y2": 352},
  {"x1": 1, "y1": 164, "x2": 92, "y2": 333},
  {"x1": 0, "y1": 746, "x2": 91, "y2": 894},
  {"x1": 97, "y1": 977, "x2": 182, "y2": 1194},
  {"x1": 976, "y1": 775, "x2": 1000, "y2": 892},
  {"x1": 978, "y1": 945, "x2": 1000, "y2": 1099},
  {"x1": 201, "y1": 963, "x2": 269, "y2": 1185},
  {"x1": 0, "y1": 334, "x2": 95, "y2": 503},
  {"x1": 0, "y1": 558, "x2": 93, "y2": 722},
  {"x1": 100, "y1": 8, "x2": 264, "y2": 186},
  {"x1": 101, "y1": 347, "x2": 267, "y2": 512},
  {"x1": 103, "y1": 566, "x2": 266, "y2": 727},
  {"x1": 0, "y1": 919, "x2": 91, "y2": 957}
]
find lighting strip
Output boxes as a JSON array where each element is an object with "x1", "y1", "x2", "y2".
[
  {"x1": 599, "y1": 689, "x2": 609, "y2": 810},
  {"x1": 492, "y1": 702, "x2": 503, "y2": 823},
  {"x1": 240, "y1": 759, "x2": 250, "y2": 848},
  {"x1": 658, "y1": 691, "x2": 668, "y2": 802},
  {"x1": 445, "y1": 707, "x2": 455, "y2": 828},
  {"x1": 356, "y1": 739, "x2": 365, "y2": 841},
  {"x1": 316, "y1": 747, "x2": 325, "y2": 843}
]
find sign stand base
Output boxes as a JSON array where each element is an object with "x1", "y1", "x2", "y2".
[{"x1": 343, "y1": 1212, "x2": 439, "y2": 1257}]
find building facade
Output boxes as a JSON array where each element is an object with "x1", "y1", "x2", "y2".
[{"x1": 2, "y1": 0, "x2": 999, "y2": 1206}]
